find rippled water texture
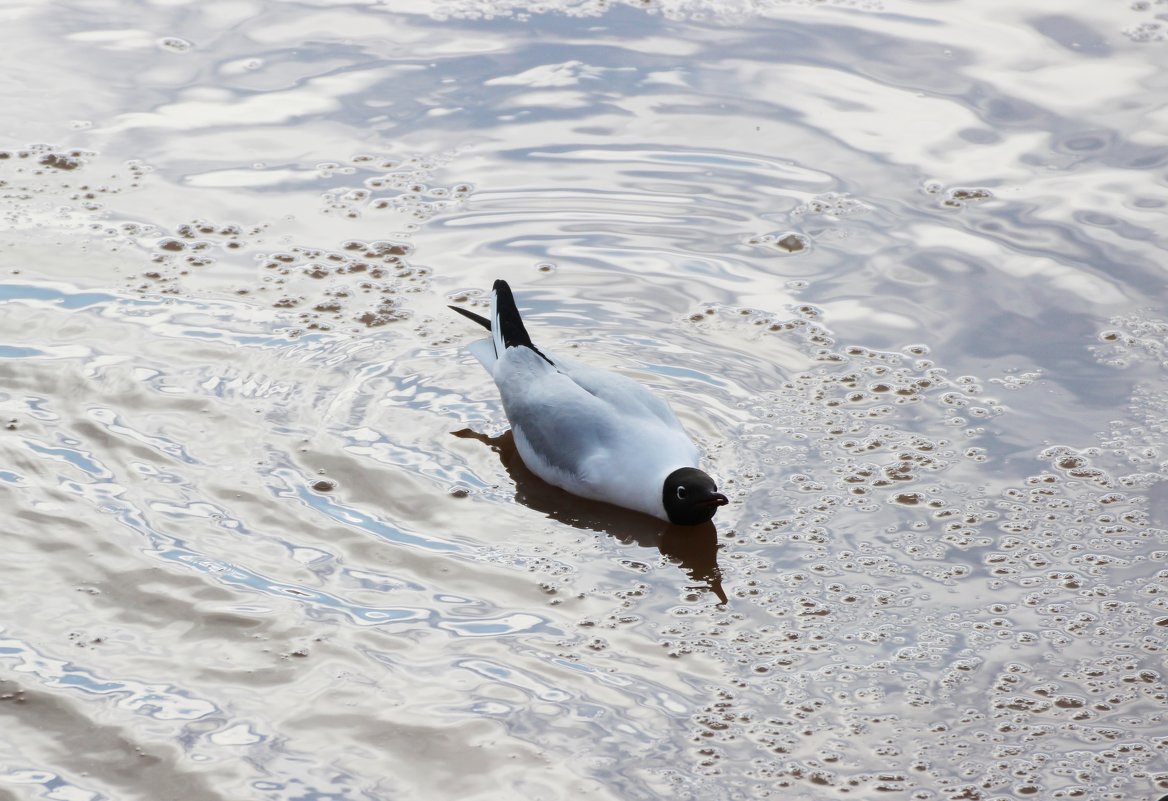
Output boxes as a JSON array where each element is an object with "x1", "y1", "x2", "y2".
[{"x1": 2, "y1": 1, "x2": 1167, "y2": 799}]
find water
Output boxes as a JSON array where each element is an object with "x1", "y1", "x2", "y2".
[{"x1": 2, "y1": 1, "x2": 1167, "y2": 799}]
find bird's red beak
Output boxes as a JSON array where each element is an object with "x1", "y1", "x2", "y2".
[{"x1": 698, "y1": 494, "x2": 729, "y2": 509}]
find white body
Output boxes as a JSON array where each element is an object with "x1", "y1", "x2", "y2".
[{"x1": 468, "y1": 337, "x2": 699, "y2": 521}]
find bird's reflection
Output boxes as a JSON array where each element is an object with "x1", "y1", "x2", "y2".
[{"x1": 453, "y1": 428, "x2": 727, "y2": 604}]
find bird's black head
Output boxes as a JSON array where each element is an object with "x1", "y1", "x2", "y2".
[{"x1": 662, "y1": 467, "x2": 729, "y2": 526}]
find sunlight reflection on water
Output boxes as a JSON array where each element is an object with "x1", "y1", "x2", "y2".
[{"x1": 1, "y1": 1, "x2": 1167, "y2": 799}]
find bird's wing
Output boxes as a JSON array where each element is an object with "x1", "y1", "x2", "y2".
[
  {"x1": 454, "y1": 279, "x2": 699, "y2": 500},
  {"x1": 496, "y1": 347, "x2": 698, "y2": 490},
  {"x1": 494, "y1": 346, "x2": 618, "y2": 484},
  {"x1": 551, "y1": 354, "x2": 690, "y2": 436}
]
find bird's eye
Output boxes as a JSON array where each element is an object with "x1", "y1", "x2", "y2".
[{"x1": 676, "y1": 487, "x2": 688, "y2": 500}]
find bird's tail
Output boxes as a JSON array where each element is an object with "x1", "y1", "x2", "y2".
[{"x1": 448, "y1": 304, "x2": 497, "y2": 370}]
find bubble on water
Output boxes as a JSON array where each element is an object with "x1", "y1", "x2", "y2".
[
  {"x1": 323, "y1": 151, "x2": 474, "y2": 222},
  {"x1": 926, "y1": 184, "x2": 995, "y2": 209},
  {"x1": 0, "y1": 144, "x2": 149, "y2": 235},
  {"x1": 158, "y1": 37, "x2": 193, "y2": 53},
  {"x1": 599, "y1": 288, "x2": 1168, "y2": 794},
  {"x1": 792, "y1": 191, "x2": 872, "y2": 218},
  {"x1": 1123, "y1": 20, "x2": 1168, "y2": 42},
  {"x1": 102, "y1": 148, "x2": 475, "y2": 330},
  {"x1": 1091, "y1": 313, "x2": 1168, "y2": 369},
  {"x1": 39, "y1": 153, "x2": 82, "y2": 171},
  {"x1": 990, "y1": 369, "x2": 1043, "y2": 389}
]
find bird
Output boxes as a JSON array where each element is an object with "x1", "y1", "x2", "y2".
[{"x1": 450, "y1": 280, "x2": 728, "y2": 525}]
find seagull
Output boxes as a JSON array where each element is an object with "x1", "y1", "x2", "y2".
[{"x1": 450, "y1": 280, "x2": 728, "y2": 525}]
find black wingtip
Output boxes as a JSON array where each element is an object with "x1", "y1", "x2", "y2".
[
  {"x1": 492, "y1": 280, "x2": 534, "y2": 350},
  {"x1": 448, "y1": 304, "x2": 492, "y2": 331},
  {"x1": 492, "y1": 280, "x2": 554, "y2": 366}
]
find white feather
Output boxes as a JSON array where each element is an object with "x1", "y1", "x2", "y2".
[
  {"x1": 455, "y1": 283, "x2": 711, "y2": 523},
  {"x1": 491, "y1": 347, "x2": 698, "y2": 521},
  {"x1": 466, "y1": 338, "x2": 497, "y2": 370},
  {"x1": 489, "y1": 289, "x2": 505, "y2": 363}
]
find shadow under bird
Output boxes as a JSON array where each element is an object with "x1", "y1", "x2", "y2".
[
  {"x1": 452, "y1": 427, "x2": 728, "y2": 603},
  {"x1": 451, "y1": 280, "x2": 728, "y2": 525}
]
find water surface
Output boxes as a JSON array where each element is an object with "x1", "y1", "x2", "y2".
[{"x1": 2, "y1": 1, "x2": 1167, "y2": 799}]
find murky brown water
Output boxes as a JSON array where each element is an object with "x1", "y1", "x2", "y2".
[{"x1": 2, "y1": 1, "x2": 1167, "y2": 799}]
